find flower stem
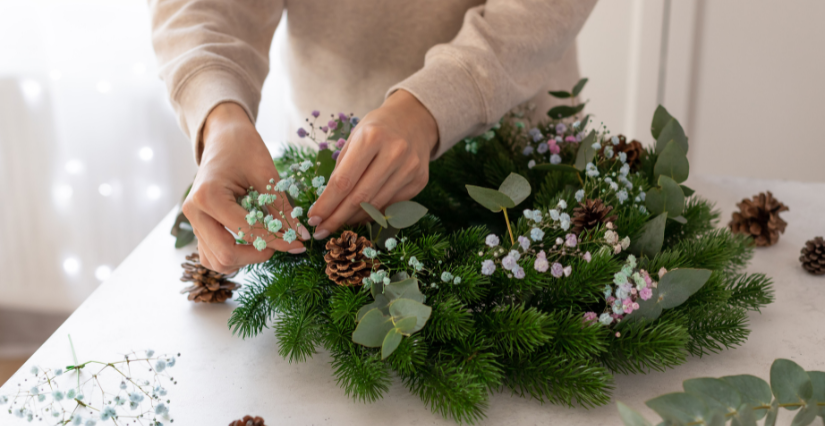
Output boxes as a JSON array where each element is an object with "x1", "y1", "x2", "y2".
[{"x1": 502, "y1": 208, "x2": 515, "y2": 246}]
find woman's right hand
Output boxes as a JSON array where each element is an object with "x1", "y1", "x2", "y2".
[{"x1": 182, "y1": 102, "x2": 307, "y2": 274}]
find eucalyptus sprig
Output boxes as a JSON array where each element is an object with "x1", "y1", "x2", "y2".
[
  {"x1": 618, "y1": 358, "x2": 825, "y2": 426},
  {"x1": 465, "y1": 172, "x2": 532, "y2": 245}
]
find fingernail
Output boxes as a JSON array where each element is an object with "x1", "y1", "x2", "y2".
[
  {"x1": 307, "y1": 216, "x2": 322, "y2": 226},
  {"x1": 299, "y1": 226, "x2": 310, "y2": 241},
  {"x1": 288, "y1": 247, "x2": 307, "y2": 254},
  {"x1": 313, "y1": 229, "x2": 330, "y2": 240}
]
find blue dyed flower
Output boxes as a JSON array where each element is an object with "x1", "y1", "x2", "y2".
[
  {"x1": 440, "y1": 271, "x2": 453, "y2": 282},
  {"x1": 299, "y1": 160, "x2": 312, "y2": 172},
  {"x1": 550, "y1": 154, "x2": 561, "y2": 164},
  {"x1": 312, "y1": 176, "x2": 325, "y2": 188},
  {"x1": 283, "y1": 229, "x2": 297, "y2": 243},
  {"x1": 575, "y1": 189, "x2": 585, "y2": 202},
  {"x1": 384, "y1": 238, "x2": 398, "y2": 251},
  {"x1": 100, "y1": 406, "x2": 117, "y2": 421},
  {"x1": 522, "y1": 145, "x2": 534, "y2": 156},
  {"x1": 530, "y1": 227, "x2": 544, "y2": 242}
]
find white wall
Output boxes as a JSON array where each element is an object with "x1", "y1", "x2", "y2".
[{"x1": 577, "y1": 0, "x2": 825, "y2": 183}]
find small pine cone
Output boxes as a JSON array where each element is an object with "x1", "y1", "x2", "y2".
[
  {"x1": 572, "y1": 199, "x2": 619, "y2": 234},
  {"x1": 180, "y1": 252, "x2": 240, "y2": 303},
  {"x1": 229, "y1": 415, "x2": 266, "y2": 426},
  {"x1": 600, "y1": 135, "x2": 644, "y2": 170},
  {"x1": 800, "y1": 236, "x2": 825, "y2": 275},
  {"x1": 324, "y1": 230, "x2": 379, "y2": 286},
  {"x1": 728, "y1": 191, "x2": 789, "y2": 247}
]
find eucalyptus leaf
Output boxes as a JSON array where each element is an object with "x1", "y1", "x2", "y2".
[
  {"x1": 580, "y1": 114, "x2": 591, "y2": 129},
  {"x1": 669, "y1": 216, "x2": 687, "y2": 224},
  {"x1": 175, "y1": 228, "x2": 195, "y2": 249},
  {"x1": 808, "y1": 371, "x2": 825, "y2": 417},
  {"x1": 385, "y1": 201, "x2": 428, "y2": 229},
  {"x1": 683, "y1": 377, "x2": 742, "y2": 413},
  {"x1": 315, "y1": 148, "x2": 336, "y2": 181},
  {"x1": 384, "y1": 278, "x2": 426, "y2": 304},
  {"x1": 655, "y1": 118, "x2": 689, "y2": 154},
  {"x1": 623, "y1": 287, "x2": 663, "y2": 321},
  {"x1": 549, "y1": 90, "x2": 572, "y2": 99},
  {"x1": 352, "y1": 309, "x2": 395, "y2": 348},
  {"x1": 771, "y1": 359, "x2": 813, "y2": 408},
  {"x1": 395, "y1": 316, "x2": 418, "y2": 334},
  {"x1": 722, "y1": 375, "x2": 773, "y2": 420},
  {"x1": 646, "y1": 175, "x2": 685, "y2": 218},
  {"x1": 617, "y1": 402, "x2": 653, "y2": 426},
  {"x1": 629, "y1": 213, "x2": 667, "y2": 258},
  {"x1": 532, "y1": 163, "x2": 581, "y2": 174},
  {"x1": 170, "y1": 211, "x2": 187, "y2": 237},
  {"x1": 657, "y1": 268, "x2": 712, "y2": 309},
  {"x1": 466, "y1": 185, "x2": 515, "y2": 212},
  {"x1": 574, "y1": 130, "x2": 597, "y2": 170},
  {"x1": 356, "y1": 293, "x2": 389, "y2": 322},
  {"x1": 651, "y1": 105, "x2": 674, "y2": 139},
  {"x1": 391, "y1": 271, "x2": 409, "y2": 282},
  {"x1": 646, "y1": 392, "x2": 711, "y2": 425},
  {"x1": 680, "y1": 185, "x2": 695, "y2": 196},
  {"x1": 791, "y1": 401, "x2": 818, "y2": 426},
  {"x1": 371, "y1": 279, "x2": 385, "y2": 299},
  {"x1": 654, "y1": 140, "x2": 690, "y2": 183},
  {"x1": 388, "y1": 299, "x2": 432, "y2": 333},
  {"x1": 730, "y1": 403, "x2": 758, "y2": 426},
  {"x1": 498, "y1": 173, "x2": 532, "y2": 206},
  {"x1": 571, "y1": 77, "x2": 588, "y2": 97},
  {"x1": 547, "y1": 103, "x2": 586, "y2": 119},
  {"x1": 707, "y1": 410, "x2": 726, "y2": 426},
  {"x1": 764, "y1": 400, "x2": 779, "y2": 426},
  {"x1": 360, "y1": 202, "x2": 388, "y2": 228},
  {"x1": 381, "y1": 328, "x2": 403, "y2": 359}
]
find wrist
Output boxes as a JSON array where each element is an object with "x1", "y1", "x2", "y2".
[
  {"x1": 384, "y1": 90, "x2": 439, "y2": 155},
  {"x1": 202, "y1": 102, "x2": 254, "y2": 158}
]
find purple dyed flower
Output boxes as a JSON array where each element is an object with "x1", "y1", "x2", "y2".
[
  {"x1": 312, "y1": 110, "x2": 320, "y2": 118},
  {"x1": 502, "y1": 255, "x2": 517, "y2": 271},
  {"x1": 522, "y1": 146, "x2": 534, "y2": 156},
  {"x1": 518, "y1": 236, "x2": 530, "y2": 250},
  {"x1": 583, "y1": 251, "x2": 592, "y2": 262},
  {"x1": 336, "y1": 138, "x2": 346, "y2": 149},
  {"x1": 481, "y1": 259, "x2": 496, "y2": 276},
  {"x1": 321, "y1": 126, "x2": 329, "y2": 133},
  {"x1": 583, "y1": 312, "x2": 598, "y2": 324},
  {"x1": 576, "y1": 132, "x2": 585, "y2": 141},
  {"x1": 563, "y1": 265, "x2": 572, "y2": 277},
  {"x1": 556, "y1": 123, "x2": 567, "y2": 134},
  {"x1": 537, "y1": 143, "x2": 549, "y2": 154},
  {"x1": 297, "y1": 128, "x2": 308, "y2": 138},
  {"x1": 332, "y1": 150, "x2": 341, "y2": 160},
  {"x1": 639, "y1": 286, "x2": 653, "y2": 301},
  {"x1": 328, "y1": 120, "x2": 338, "y2": 130},
  {"x1": 513, "y1": 266, "x2": 526, "y2": 279},
  {"x1": 485, "y1": 234, "x2": 500, "y2": 247},
  {"x1": 565, "y1": 233, "x2": 577, "y2": 248},
  {"x1": 338, "y1": 112, "x2": 348, "y2": 121},
  {"x1": 318, "y1": 142, "x2": 329, "y2": 151},
  {"x1": 534, "y1": 250, "x2": 549, "y2": 272},
  {"x1": 551, "y1": 262, "x2": 563, "y2": 278}
]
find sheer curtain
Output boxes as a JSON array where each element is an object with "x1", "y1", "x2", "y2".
[{"x1": 0, "y1": 0, "x2": 290, "y2": 313}]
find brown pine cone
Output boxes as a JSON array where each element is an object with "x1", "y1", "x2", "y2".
[
  {"x1": 572, "y1": 199, "x2": 619, "y2": 234},
  {"x1": 180, "y1": 252, "x2": 240, "y2": 303},
  {"x1": 600, "y1": 135, "x2": 644, "y2": 170},
  {"x1": 229, "y1": 415, "x2": 266, "y2": 426},
  {"x1": 324, "y1": 230, "x2": 379, "y2": 286},
  {"x1": 800, "y1": 236, "x2": 825, "y2": 275},
  {"x1": 728, "y1": 191, "x2": 789, "y2": 247}
]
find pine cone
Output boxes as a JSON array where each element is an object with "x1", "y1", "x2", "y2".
[
  {"x1": 228, "y1": 415, "x2": 266, "y2": 426},
  {"x1": 800, "y1": 236, "x2": 825, "y2": 275},
  {"x1": 728, "y1": 191, "x2": 789, "y2": 247},
  {"x1": 180, "y1": 253, "x2": 240, "y2": 303},
  {"x1": 572, "y1": 199, "x2": 619, "y2": 234},
  {"x1": 600, "y1": 135, "x2": 644, "y2": 170},
  {"x1": 324, "y1": 230, "x2": 379, "y2": 286}
]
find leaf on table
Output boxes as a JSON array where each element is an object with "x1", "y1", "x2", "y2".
[
  {"x1": 498, "y1": 173, "x2": 531, "y2": 206},
  {"x1": 684, "y1": 377, "x2": 742, "y2": 413},
  {"x1": 385, "y1": 201, "x2": 428, "y2": 229},
  {"x1": 807, "y1": 371, "x2": 825, "y2": 417},
  {"x1": 646, "y1": 392, "x2": 711, "y2": 426},
  {"x1": 771, "y1": 359, "x2": 813, "y2": 407},
  {"x1": 722, "y1": 375, "x2": 773, "y2": 420},
  {"x1": 617, "y1": 402, "x2": 652, "y2": 426}
]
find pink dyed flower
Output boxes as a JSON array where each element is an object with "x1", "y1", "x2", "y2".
[
  {"x1": 518, "y1": 235, "x2": 530, "y2": 250},
  {"x1": 642, "y1": 270, "x2": 653, "y2": 287},
  {"x1": 583, "y1": 251, "x2": 592, "y2": 263},
  {"x1": 565, "y1": 233, "x2": 577, "y2": 248},
  {"x1": 606, "y1": 296, "x2": 616, "y2": 305},
  {"x1": 534, "y1": 251, "x2": 549, "y2": 272},
  {"x1": 565, "y1": 135, "x2": 577, "y2": 143},
  {"x1": 622, "y1": 298, "x2": 635, "y2": 314},
  {"x1": 321, "y1": 126, "x2": 329, "y2": 132},
  {"x1": 328, "y1": 120, "x2": 338, "y2": 130},
  {"x1": 514, "y1": 266, "x2": 526, "y2": 279},
  {"x1": 336, "y1": 138, "x2": 346, "y2": 149},
  {"x1": 583, "y1": 312, "x2": 598, "y2": 324},
  {"x1": 639, "y1": 287, "x2": 653, "y2": 301},
  {"x1": 548, "y1": 140, "x2": 561, "y2": 155}
]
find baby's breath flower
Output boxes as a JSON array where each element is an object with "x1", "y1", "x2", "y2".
[
  {"x1": 253, "y1": 237, "x2": 267, "y2": 251},
  {"x1": 317, "y1": 185, "x2": 326, "y2": 195},
  {"x1": 572, "y1": 120, "x2": 581, "y2": 129},
  {"x1": 530, "y1": 227, "x2": 544, "y2": 241},
  {"x1": 617, "y1": 189, "x2": 628, "y2": 204},
  {"x1": 551, "y1": 262, "x2": 563, "y2": 278},
  {"x1": 336, "y1": 138, "x2": 346, "y2": 149},
  {"x1": 299, "y1": 160, "x2": 312, "y2": 172},
  {"x1": 288, "y1": 184, "x2": 300, "y2": 199},
  {"x1": 100, "y1": 406, "x2": 117, "y2": 421},
  {"x1": 611, "y1": 136, "x2": 620, "y2": 145},
  {"x1": 312, "y1": 176, "x2": 325, "y2": 188},
  {"x1": 155, "y1": 403, "x2": 168, "y2": 415},
  {"x1": 267, "y1": 218, "x2": 283, "y2": 233},
  {"x1": 556, "y1": 123, "x2": 567, "y2": 134},
  {"x1": 537, "y1": 142, "x2": 549, "y2": 154},
  {"x1": 384, "y1": 238, "x2": 398, "y2": 250},
  {"x1": 534, "y1": 250, "x2": 549, "y2": 272},
  {"x1": 618, "y1": 152, "x2": 627, "y2": 163},
  {"x1": 585, "y1": 162, "x2": 599, "y2": 177},
  {"x1": 275, "y1": 179, "x2": 291, "y2": 192},
  {"x1": 549, "y1": 209, "x2": 560, "y2": 221},
  {"x1": 52, "y1": 390, "x2": 65, "y2": 401},
  {"x1": 363, "y1": 248, "x2": 378, "y2": 259},
  {"x1": 604, "y1": 145, "x2": 614, "y2": 159},
  {"x1": 453, "y1": 276, "x2": 461, "y2": 284},
  {"x1": 283, "y1": 228, "x2": 297, "y2": 243},
  {"x1": 518, "y1": 235, "x2": 530, "y2": 250},
  {"x1": 297, "y1": 128, "x2": 307, "y2": 138},
  {"x1": 440, "y1": 271, "x2": 453, "y2": 282},
  {"x1": 599, "y1": 313, "x2": 613, "y2": 326},
  {"x1": 557, "y1": 199, "x2": 567, "y2": 209},
  {"x1": 513, "y1": 266, "x2": 526, "y2": 279},
  {"x1": 291, "y1": 207, "x2": 303, "y2": 218},
  {"x1": 591, "y1": 141, "x2": 601, "y2": 150},
  {"x1": 485, "y1": 234, "x2": 500, "y2": 247},
  {"x1": 155, "y1": 359, "x2": 167, "y2": 372},
  {"x1": 575, "y1": 189, "x2": 585, "y2": 202},
  {"x1": 481, "y1": 259, "x2": 496, "y2": 275},
  {"x1": 527, "y1": 160, "x2": 536, "y2": 169}
]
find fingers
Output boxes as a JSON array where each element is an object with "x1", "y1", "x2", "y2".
[
  {"x1": 306, "y1": 127, "x2": 378, "y2": 230},
  {"x1": 344, "y1": 169, "x2": 414, "y2": 225},
  {"x1": 187, "y1": 206, "x2": 275, "y2": 274}
]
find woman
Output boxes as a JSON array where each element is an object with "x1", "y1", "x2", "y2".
[{"x1": 149, "y1": 0, "x2": 597, "y2": 273}]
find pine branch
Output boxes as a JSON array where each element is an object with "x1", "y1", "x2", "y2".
[
  {"x1": 389, "y1": 335, "x2": 428, "y2": 377},
  {"x1": 330, "y1": 348, "x2": 391, "y2": 403},
  {"x1": 426, "y1": 296, "x2": 475, "y2": 342},
  {"x1": 680, "y1": 303, "x2": 750, "y2": 357},
  {"x1": 403, "y1": 363, "x2": 489, "y2": 424},
  {"x1": 547, "y1": 310, "x2": 610, "y2": 359},
  {"x1": 274, "y1": 306, "x2": 320, "y2": 363},
  {"x1": 482, "y1": 305, "x2": 554, "y2": 357},
  {"x1": 600, "y1": 315, "x2": 689, "y2": 374},
  {"x1": 227, "y1": 273, "x2": 274, "y2": 339},
  {"x1": 724, "y1": 272, "x2": 775, "y2": 312}
]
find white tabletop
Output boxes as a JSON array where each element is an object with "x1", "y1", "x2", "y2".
[{"x1": 3, "y1": 175, "x2": 824, "y2": 426}]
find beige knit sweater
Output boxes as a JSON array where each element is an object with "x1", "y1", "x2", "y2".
[{"x1": 149, "y1": 0, "x2": 597, "y2": 162}]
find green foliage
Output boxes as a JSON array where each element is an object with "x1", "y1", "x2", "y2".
[
  {"x1": 618, "y1": 358, "x2": 825, "y2": 426},
  {"x1": 228, "y1": 97, "x2": 774, "y2": 424}
]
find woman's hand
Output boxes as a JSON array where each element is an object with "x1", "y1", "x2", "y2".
[
  {"x1": 306, "y1": 90, "x2": 439, "y2": 239},
  {"x1": 183, "y1": 102, "x2": 307, "y2": 274}
]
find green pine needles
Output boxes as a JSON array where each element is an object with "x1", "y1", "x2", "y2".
[{"x1": 227, "y1": 79, "x2": 774, "y2": 423}]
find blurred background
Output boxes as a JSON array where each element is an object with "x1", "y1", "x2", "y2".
[{"x1": 1, "y1": 0, "x2": 823, "y2": 382}]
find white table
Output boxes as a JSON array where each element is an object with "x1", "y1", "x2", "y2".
[{"x1": 3, "y1": 175, "x2": 825, "y2": 426}]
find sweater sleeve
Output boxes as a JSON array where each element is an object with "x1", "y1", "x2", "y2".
[
  {"x1": 388, "y1": 0, "x2": 597, "y2": 158},
  {"x1": 148, "y1": 0, "x2": 284, "y2": 163}
]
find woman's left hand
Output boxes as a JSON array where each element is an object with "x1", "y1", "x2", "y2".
[{"x1": 306, "y1": 89, "x2": 439, "y2": 239}]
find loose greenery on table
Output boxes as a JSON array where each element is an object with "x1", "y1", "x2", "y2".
[
  {"x1": 617, "y1": 358, "x2": 825, "y2": 426},
  {"x1": 227, "y1": 79, "x2": 774, "y2": 423}
]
